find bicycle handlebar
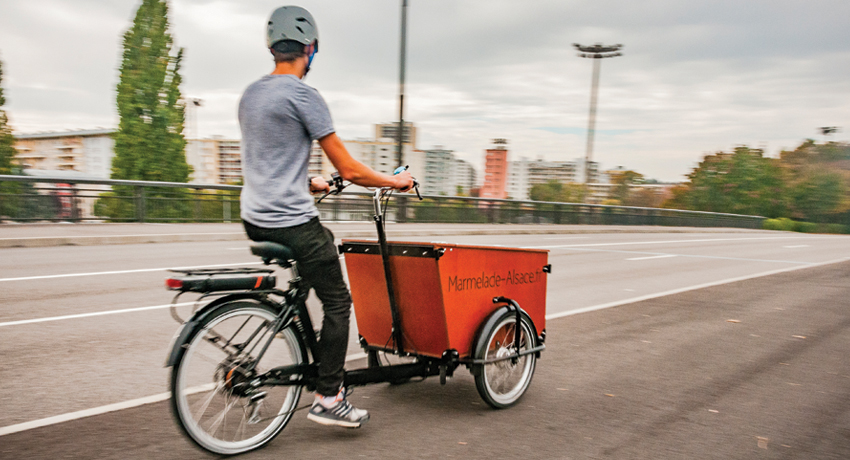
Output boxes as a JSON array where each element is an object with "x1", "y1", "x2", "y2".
[
  {"x1": 316, "y1": 172, "x2": 347, "y2": 204},
  {"x1": 317, "y1": 169, "x2": 422, "y2": 203}
]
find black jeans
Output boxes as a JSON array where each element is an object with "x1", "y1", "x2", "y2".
[{"x1": 243, "y1": 217, "x2": 351, "y2": 397}]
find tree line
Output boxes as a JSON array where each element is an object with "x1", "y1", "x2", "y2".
[{"x1": 666, "y1": 142, "x2": 850, "y2": 225}]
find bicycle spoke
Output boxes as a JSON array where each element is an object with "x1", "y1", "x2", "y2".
[
  {"x1": 234, "y1": 405, "x2": 249, "y2": 442},
  {"x1": 208, "y1": 390, "x2": 239, "y2": 437},
  {"x1": 192, "y1": 382, "x2": 223, "y2": 422}
]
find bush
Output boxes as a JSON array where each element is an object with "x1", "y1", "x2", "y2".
[
  {"x1": 822, "y1": 223, "x2": 849, "y2": 234},
  {"x1": 795, "y1": 222, "x2": 818, "y2": 233},
  {"x1": 763, "y1": 217, "x2": 796, "y2": 232},
  {"x1": 763, "y1": 218, "x2": 848, "y2": 234}
]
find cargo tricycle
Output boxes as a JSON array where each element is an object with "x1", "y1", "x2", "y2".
[{"x1": 164, "y1": 176, "x2": 550, "y2": 455}]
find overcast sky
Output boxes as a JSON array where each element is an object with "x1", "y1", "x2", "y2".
[{"x1": 1, "y1": 0, "x2": 848, "y2": 181}]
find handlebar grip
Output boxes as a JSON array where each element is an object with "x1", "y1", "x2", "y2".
[{"x1": 393, "y1": 165, "x2": 409, "y2": 175}]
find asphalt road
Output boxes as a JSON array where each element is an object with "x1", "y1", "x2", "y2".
[{"x1": 1, "y1": 226, "x2": 849, "y2": 458}]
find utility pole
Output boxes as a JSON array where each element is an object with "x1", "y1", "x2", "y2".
[
  {"x1": 574, "y1": 43, "x2": 622, "y2": 185},
  {"x1": 396, "y1": 0, "x2": 408, "y2": 167}
]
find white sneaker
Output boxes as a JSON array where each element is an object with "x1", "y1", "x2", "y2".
[{"x1": 307, "y1": 391, "x2": 369, "y2": 428}]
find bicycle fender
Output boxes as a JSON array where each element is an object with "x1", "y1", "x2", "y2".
[
  {"x1": 469, "y1": 306, "x2": 539, "y2": 376},
  {"x1": 164, "y1": 293, "x2": 272, "y2": 368}
]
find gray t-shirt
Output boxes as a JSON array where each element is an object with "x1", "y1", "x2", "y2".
[{"x1": 238, "y1": 74, "x2": 335, "y2": 228}]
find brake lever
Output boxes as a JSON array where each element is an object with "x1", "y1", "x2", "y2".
[
  {"x1": 413, "y1": 182, "x2": 422, "y2": 201},
  {"x1": 316, "y1": 173, "x2": 348, "y2": 204},
  {"x1": 316, "y1": 190, "x2": 333, "y2": 204}
]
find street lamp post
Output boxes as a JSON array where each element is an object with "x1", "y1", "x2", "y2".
[
  {"x1": 574, "y1": 43, "x2": 622, "y2": 185},
  {"x1": 396, "y1": 0, "x2": 409, "y2": 167}
]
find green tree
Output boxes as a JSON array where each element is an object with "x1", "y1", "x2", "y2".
[
  {"x1": 0, "y1": 56, "x2": 15, "y2": 175},
  {"x1": 100, "y1": 0, "x2": 191, "y2": 221},
  {"x1": 529, "y1": 180, "x2": 587, "y2": 203},
  {"x1": 790, "y1": 167, "x2": 845, "y2": 221},
  {"x1": 0, "y1": 55, "x2": 22, "y2": 219},
  {"x1": 778, "y1": 140, "x2": 850, "y2": 222},
  {"x1": 664, "y1": 146, "x2": 788, "y2": 217},
  {"x1": 607, "y1": 169, "x2": 644, "y2": 204},
  {"x1": 113, "y1": 0, "x2": 189, "y2": 183}
]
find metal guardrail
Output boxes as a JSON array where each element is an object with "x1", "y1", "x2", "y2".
[{"x1": 0, "y1": 175, "x2": 766, "y2": 229}]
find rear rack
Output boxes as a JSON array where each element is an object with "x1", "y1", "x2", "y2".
[
  {"x1": 165, "y1": 267, "x2": 277, "y2": 293},
  {"x1": 168, "y1": 267, "x2": 274, "y2": 277}
]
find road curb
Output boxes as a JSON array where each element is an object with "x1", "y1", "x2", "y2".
[{"x1": 0, "y1": 225, "x2": 776, "y2": 248}]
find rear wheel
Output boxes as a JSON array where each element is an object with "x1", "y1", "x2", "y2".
[
  {"x1": 170, "y1": 300, "x2": 306, "y2": 455},
  {"x1": 473, "y1": 311, "x2": 537, "y2": 409}
]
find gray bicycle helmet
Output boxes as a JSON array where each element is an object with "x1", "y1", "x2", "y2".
[{"x1": 266, "y1": 6, "x2": 318, "y2": 51}]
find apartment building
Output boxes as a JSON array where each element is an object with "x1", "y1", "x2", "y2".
[
  {"x1": 422, "y1": 148, "x2": 454, "y2": 195},
  {"x1": 375, "y1": 122, "x2": 417, "y2": 148},
  {"x1": 14, "y1": 129, "x2": 116, "y2": 179},
  {"x1": 451, "y1": 158, "x2": 477, "y2": 195}
]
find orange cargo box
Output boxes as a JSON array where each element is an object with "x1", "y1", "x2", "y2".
[{"x1": 340, "y1": 240, "x2": 549, "y2": 359}]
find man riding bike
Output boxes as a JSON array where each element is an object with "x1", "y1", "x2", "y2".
[{"x1": 238, "y1": 5, "x2": 414, "y2": 428}]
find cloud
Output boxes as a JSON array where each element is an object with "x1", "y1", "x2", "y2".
[{"x1": 1, "y1": 0, "x2": 849, "y2": 181}]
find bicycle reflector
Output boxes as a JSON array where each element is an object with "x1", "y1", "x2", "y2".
[{"x1": 165, "y1": 278, "x2": 184, "y2": 290}]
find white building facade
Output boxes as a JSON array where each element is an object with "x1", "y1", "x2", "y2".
[
  {"x1": 507, "y1": 158, "x2": 579, "y2": 201},
  {"x1": 14, "y1": 129, "x2": 116, "y2": 179}
]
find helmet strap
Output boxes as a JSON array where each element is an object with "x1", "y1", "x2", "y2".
[{"x1": 303, "y1": 44, "x2": 316, "y2": 79}]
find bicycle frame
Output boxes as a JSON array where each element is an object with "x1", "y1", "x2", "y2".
[{"x1": 167, "y1": 184, "x2": 537, "y2": 391}]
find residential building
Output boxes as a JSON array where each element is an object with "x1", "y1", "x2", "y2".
[
  {"x1": 185, "y1": 139, "x2": 219, "y2": 184},
  {"x1": 185, "y1": 137, "x2": 242, "y2": 184},
  {"x1": 216, "y1": 139, "x2": 242, "y2": 184},
  {"x1": 481, "y1": 139, "x2": 509, "y2": 200},
  {"x1": 375, "y1": 122, "x2": 417, "y2": 149},
  {"x1": 14, "y1": 129, "x2": 116, "y2": 179},
  {"x1": 506, "y1": 157, "x2": 531, "y2": 200},
  {"x1": 575, "y1": 158, "x2": 601, "y2": 184},
  {"x1": 422, "y1": 147, "x2": 454, "y2": 195},
  {"x1": 309, "y1": 141, "x2": 335, "y2": 178},
  {"x1": 528, "y1": 159, "x2": 577, "y2": 186},
  {"x1": 451, "y1": 158, "x2": 477, "y2": 195}
]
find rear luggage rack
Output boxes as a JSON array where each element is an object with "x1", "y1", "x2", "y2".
[{"x1": 166, "y1": 267, "x2": 276, "y2": 293}]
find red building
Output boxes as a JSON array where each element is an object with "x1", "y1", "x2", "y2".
[{"x1": 481, "y1": 139, "x2": 508, "y2": 199}]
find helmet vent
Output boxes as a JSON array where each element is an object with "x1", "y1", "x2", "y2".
[{"x1": 296, "y1": 26, "x2": 304, "y2": 34}]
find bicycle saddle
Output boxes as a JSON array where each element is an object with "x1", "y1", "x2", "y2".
[{"x1": 250, "y1": 242, "x2": 295, "y2": 268}]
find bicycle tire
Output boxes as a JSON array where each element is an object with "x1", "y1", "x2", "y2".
[
  {"x1": 473, "y1": 310, "x2": 537, "y2": 409},
  {"x1": 170, "y1": 299, "x2": 306, "y2": 455}
]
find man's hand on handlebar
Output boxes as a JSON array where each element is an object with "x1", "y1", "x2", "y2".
[
  {"x1": 392, "y1": 170, "x2": 414, "y2": 192},
  {"x1": 309, "y1": 176, "x2": 331, "y2": 194}
]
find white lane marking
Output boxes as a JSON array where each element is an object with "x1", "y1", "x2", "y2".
[
  {"x1": 0, "y1": 232, "x2": 245, "y2": 241},
  {"x1": 0, "y1": 392, "x2": 172, "y2": 436},
  {"x1": 783, "y1": 245, "x2": 810, "y2": 248},
  {"x1": 0, "y1": 302, "x2": 194, "y2": 328},
  {"x1": 0, "y1": 262, "x2": 261, "y2": 283},
  {"x1": 542, "y1": 236, "x2": 591, "y2": 240},
  {"x1": 547, "y1": 256, "x2": 850, "y2": 321},
  {"x1": 556, "y1": 247, "x2": 817, "y2": 265},
  {"x1": 626, "y1": 254, "x2": 678, "y2": 261},
  {"x1": 525, "y1": 235, "x2": 818, "y2": 250},
  {"x1": 2, "y1": 255, "x2": 848, "y2": 436},
  {"x1": 227, "y1": 247, "x2": 249, "y2": 250},
  {"x1": 0, "y1": 352, "x2": 368, "y2": 437}
]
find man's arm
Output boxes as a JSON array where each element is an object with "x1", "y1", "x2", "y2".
[{"x1": 318, "y1": 133, "x2": 413, "y2": 190}]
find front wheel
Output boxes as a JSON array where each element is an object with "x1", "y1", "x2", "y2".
[
  {"x1": 473, "y1": 310, "x2": 537, "y2": 409},
  {"x1": 170, "y1": 300, "x2": 306, "y2": 455}
]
